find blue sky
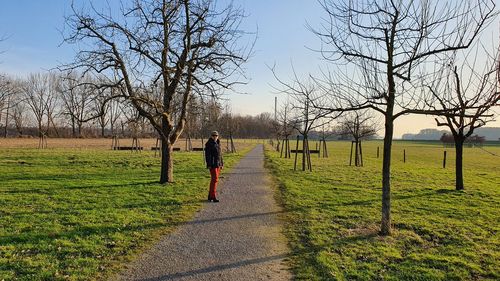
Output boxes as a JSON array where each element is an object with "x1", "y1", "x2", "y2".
[
  {"x1": 0, "y1": 0, "x2": 322, "y2": 112},
  {"x1": 0, "y1": 1, "x2": 498, "y2": 137}
]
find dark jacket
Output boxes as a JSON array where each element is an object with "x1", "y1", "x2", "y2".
[{"x1": 205, "y1": 138, "x2": 224, "y2": 168}]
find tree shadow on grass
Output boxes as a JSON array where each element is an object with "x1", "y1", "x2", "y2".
[
  {"x1": 6, "y1": 198, "x2": 183, "y2": 218},
  {"x1": 333, "y1": 189, "x2": 463, "y2": 208},
  {"x1": 0, "y1": 181, "x2": 160, "y2": 194},
  {"x1": 0, "y1": 222, "x2": 168, "y2": 245}
]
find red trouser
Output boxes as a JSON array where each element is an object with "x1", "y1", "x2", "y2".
[{"x1": 208, "y1": 167, "x2": 221, "y2": 199}]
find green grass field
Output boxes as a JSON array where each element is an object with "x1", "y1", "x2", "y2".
[
  {"x1": 265, "y1": 140, "x2": 500, "y2": 281},
  {"x1": 0, "y1": 145, "x2": 252, "y2": 280}
]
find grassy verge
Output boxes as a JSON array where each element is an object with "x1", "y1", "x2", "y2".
[
  {"x1": 0, "y1": 144, "x2": 253, "y2": 280},
  {"x1": 265, "y1": 141, "x2": 499, "y2": 281}
]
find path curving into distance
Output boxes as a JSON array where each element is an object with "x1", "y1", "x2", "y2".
[{"x1": 116, "y1": 144, "x2": 292, "y2": 281}]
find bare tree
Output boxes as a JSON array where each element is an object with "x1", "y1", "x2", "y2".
[
  {"x1": 11, "y1": 100, "x2": 28, "y2": 136},
  {"x1": 427, "y1": 48, "x2": 499, "y2": 190},
  {"x1": 336, "y1": 110, "x2": 378, "y2": 166},
  {"x1": 57, "y1": 72, "x2": 95, "y2": 137},
  {"x1": 272, "y1": 69, "x2": 336, "y2": 171},
  {"x1": 311, "y1": 0, "x2": 497, "y2": 235},
  {"x1": 63, "y1": 0, "x2": 252, "y2": 183},
  {"x1": 108, "y1": 97, "x2": 122, "y2": 136},
  {"x1": 200, "y1": 98, "x2": 223, "y2": 137},
  {"x1": 276, "y1": 99, "x2": 295, "y2": 158},
  {"x1": 94, "y1": 91, "x2": 111, "y2": 137},
  {"x1": 23, "y1": 73, "x2": 54, "y2": 137}
]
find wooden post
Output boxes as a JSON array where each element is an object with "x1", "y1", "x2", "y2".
[
  {"x1": 154, "y1": 138, "x2": 161, "y2": 157},
  {"x1": 403, "y1": 149, "x2": 406, "y2": 163},
  {"x1": 323, "y1": 138, "x2": 328, "y2": 158},
  {"x1": 230, "y1": 134, "x2": 236, "y2": 153},
  {"x1": 443, "y1": 150, "x2": 447, "y2": 168},
  {"x1": 293, "y1": 135, "x2": 299, "y2": 171},
  {"x1": 349, "y1": 141, "x2": 354, "y2": 166},
  {"x1": 201, "y1": 137, "x2": 205, "y2": 161},
  {"x1": 377, "y1": 146, "x2": 379, "y2": 158},
  {"x1": 354, "y1": 140, "x2": 359, "y2": 166},
  {"x1": 305, "y1": 136, "x2": 312, "y2": 171},
  {"x1": 280, "y1": 138, "x2": 284, "y2": 158},
  {"x1": 307, "y1": 139, "x2": 312, "y2": 172},
  {"x1": 301, "y1": 135, "x2": 306, "y2": 171},
  {"x1": 318, "y1": 140, "x2": 321, "y2": 158},
  {"x1": 38, "y1": 134, "x2": 47, "y2": 149},
  {"x1": 132, "y1": 137, "x2": 141, "y2": 153},
  {"x1": 111, "y1": 135, "x2": 120, "y2": 150},
  {"x1": 284, "y1": 138, "x2": 288, "y2": 158},
  {"x1": 287, "y1": 138, "x2": 291, "y2": 158},
  {"x1": 359, "y1": 140, "x2": 363, "y2": 166},
  {"x1": 187, "y1": 134, "x2": 192, "y2": 151}
]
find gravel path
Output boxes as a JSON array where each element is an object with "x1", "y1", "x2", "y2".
[{"x1": 116, "y1": 144, "x2": 292, "y2": 281}]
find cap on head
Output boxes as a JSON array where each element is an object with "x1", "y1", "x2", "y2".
[{"x1": 211, "y1": 131, "x2": 219, "y2": 136}]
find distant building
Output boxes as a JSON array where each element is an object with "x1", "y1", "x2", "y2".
[
  {"x1": 402, "y1": 127, "x2": 500, "y2": 141},
  {"x1": 402, "y1": 129, "x2": 449, "y2": 140},
  {"x1": 475, "y1": 127, "x2": 500, "y2": 141}
]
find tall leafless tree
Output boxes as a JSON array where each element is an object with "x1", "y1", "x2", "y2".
[
  {"x1": 23, "y1": 73, "x2": 59, "y2": 138},
  {"x1": 311, "y1": 0, "x2": 497, "y2": 235},
  {"x1": 62, "y1": 0, "x2": 252, "y2": 183},
  {"x1": 108, "y1": 97, "x2": 122, "y2": 136},
  {"x1": 93, "y1": 92, "x2": 111, "y2": 137},
  {"x1": 426, "y1": 47, "x2": 499, "y2": 190},
  {"x1": 57, "y1": 72, "x2": 95, "y2": 137},
  {"x1": 11, "y1": 100, "x2": 28, "y2": 136}
]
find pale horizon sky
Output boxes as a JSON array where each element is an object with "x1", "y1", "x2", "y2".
[{"x1": 0, "y1": 0, "x2": 498, "y2": 138}]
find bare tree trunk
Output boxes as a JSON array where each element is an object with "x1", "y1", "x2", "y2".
[
  {"x1": 77, "y1": 122, "x2": 82, "y2": 138},
  {"x1": 71, "y1": 116, "x2": 76, "y2": 138},
  {"x1": 454, "y1": 138, "x2": 465, "y2": 190},
  {"x1": 381, "y1": 114, "x2": 394, "y2": 236},
  {"x1": 38, "y1": 120, "x2": 43, "y2": 138},
  {"x1": 46, "y1": 117, "x2": 50, "y2": 137},
  {"x1": 160, "y1": 138, "x2": 174, "y2": 184},
  {"x1": 354, "y1": 138, "x2": 359, "y2": 166},
  {"x1": 50, "y1": 116, "x2": 60, "y2": 138}
]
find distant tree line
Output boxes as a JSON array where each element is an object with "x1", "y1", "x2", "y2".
[{"x1": 0, "y1": 73, "x2": 282, "y2": 139}]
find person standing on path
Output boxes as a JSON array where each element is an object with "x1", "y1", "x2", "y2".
[{"x1": 205, "y1": 131, "x2": 223, "y2": 202}]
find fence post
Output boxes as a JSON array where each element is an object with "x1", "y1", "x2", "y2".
[
  {"x1": 349, "y1": 141, "x2": 354, "y2": 166},
  {"x1": 293, "y1": 135, "x2": 299, "y2": 171},
  {"x1": 377, "y1": 146, "x2": 379, "y2": 158},
  {"x1": 443, "y1": 150, "x2": 447, "y2": 168},
  {"x1": 403, "y1": 149, "x2": 406, "y2": 163}
]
